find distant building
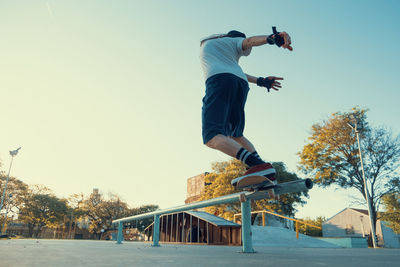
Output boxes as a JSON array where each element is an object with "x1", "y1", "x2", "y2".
[
  {"x1": 140, "y1": 173, "x2": 243, "y2": 246},
  {"x1": 185, "y1": 173, "x2": 209, "y2": 204},
  {"x1": 322, "y1": 208, "x2": 400, "y2": 248},
  {"x1": 144, "y1": 211, "x2": 241, "y2": 246}
]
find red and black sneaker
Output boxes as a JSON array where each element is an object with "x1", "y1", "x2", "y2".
[
  {"x1": 243, "y1": 163, "x2": 276, "y2": 180},
  {"x1": 231, "y1": 163, "x2": 276, "y2": 187}
]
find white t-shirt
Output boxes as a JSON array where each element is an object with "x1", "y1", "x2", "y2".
[{"x1": 200, "y1": 37, "x2": 252, "y2": 82}]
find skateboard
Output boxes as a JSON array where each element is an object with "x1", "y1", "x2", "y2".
[{"x1": 231, "y1": 175, "x2": 278, "y2": 202}]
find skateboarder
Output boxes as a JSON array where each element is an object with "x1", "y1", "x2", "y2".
[{"x1": 200, "y1": 28, "x2": 292, "y2": 181}]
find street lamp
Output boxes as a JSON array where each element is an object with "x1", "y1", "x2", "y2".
[
  {"x1": 0, "y1": 147, "x2": 21, "y2": 224},
  {"x1": 347, "y1": 116, "x2": 377, "y2": 248},
  {"x1": 1, "y1": 193, "x2": 13, "y2": 234}
]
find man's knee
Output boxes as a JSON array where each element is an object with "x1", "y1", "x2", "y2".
[
  {"x1": 205, "y1": 134, "x2": 225, "y2": 149},
  {"x1": 230, "y1": 136, "x2": 243, "y2": 142}
]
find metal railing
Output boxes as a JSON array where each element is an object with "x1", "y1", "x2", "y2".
[
  {"x1": 234, "y1": 209, "x2": 321, "y2": 239},
  {"x1": 112, "y1": 178, "x2": 313, "y2": 253}
]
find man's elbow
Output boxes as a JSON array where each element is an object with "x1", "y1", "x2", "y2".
[{"x1": 242, "y1": 38, "x2": 252, "y2": 51}]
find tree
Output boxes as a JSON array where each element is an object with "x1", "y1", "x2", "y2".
[
  {"x1": 81, "y1": 189, "x2": 158, "y2": 238},
  {"x1": 200, "y1": 159, "x2": 308, "y2": 221},
  {"x1": 82, "y1": 190, "x2": 132, "y2": 239},
  {"x1": 65, "y1": 193, "x2": 86, "y2": 239},
  {"x1": 380, "y1": 193, "x2": 400, "y2": 234},
  {"x1": 19, "y1": 193, "x2": 68, "y2": 237},
  {"x1": 297, "y1": 216, "x2": 325, "y2": 237},
  {"x1": 298, "y1": 107, "x2": 400, "y2": 232},
  {"x1": 0, "y1": 175, "x2": 29, "y2": 228},
  {"x1": 129, "y1": 204, "x2": 159, "y2": 231}
]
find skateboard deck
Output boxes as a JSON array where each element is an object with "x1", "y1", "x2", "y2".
[{"x1": 232, "y1": 175, "x2": 278, "y2": 199}]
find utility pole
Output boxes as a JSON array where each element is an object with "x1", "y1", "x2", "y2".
[
  {"x1": 1, "y1": 148, "x2": 21, "y2": 211},
  {"x1": 347, "y1": 117, "x2": 377, "y2": 248},
  {"x1": 1, "y1": 193, "x2": 13, "y2": 234},
  {"x1": 0, "y1": 147, "x2": 21, "y2": 235}
]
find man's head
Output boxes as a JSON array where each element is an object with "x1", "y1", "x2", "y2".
[
  {"x1": 226, "y1": 30, "x2": 246, "y2": 38},
  {"x1": 200, "y1": 30, "x2": 246, "y2": 46}
]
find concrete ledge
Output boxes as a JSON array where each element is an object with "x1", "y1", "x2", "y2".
[{"x1": 317, "y1": 237, "x2": 368, "y2": 248}]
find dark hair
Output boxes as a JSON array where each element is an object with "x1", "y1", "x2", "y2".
[
  {"x1": 226, "y1": 30, "x2": 246, "y2": 38},
  {"x1": 200, "y1": 31, "x2": 246, "y2": 46}
]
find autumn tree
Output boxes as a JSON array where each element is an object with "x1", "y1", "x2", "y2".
[
  {"x1": 0, "y1": 175, "x2": 29, "y2": 228},
  {"x1": 64, "y1": 193, "x2": 86, "y2": 238},
  {"x1": 200, "y1": 159, "x2": 308, "y2": 221},
  {"x1": 82, "y1": 190, "x2": 132, "y2": 239},
  {"x1": 299, "y1": 107, "x2": 400, "y2": 232},
  {"x1": 297, "y1": 216, "x2": 325, "y2": 237},
  {"x1": 19, "y1": 193, "x2": 68, "y2": 237},
  {"x1": 380, "y1": 192, "x2": 400, "y2": 234}
]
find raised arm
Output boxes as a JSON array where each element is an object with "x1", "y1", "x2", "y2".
[
  {"x1": 242, "y1": 29, "x2": 293, "y2": 51},
  {"x1": 242, "y1": 36, "x2": 269, "y2": 50}
]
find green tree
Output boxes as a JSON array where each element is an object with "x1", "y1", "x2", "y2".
[
  {"x1": 297, "y1": 216, "x2": 325, "y2": 237},
  {"x1": 200, "y1": 159, "x2": 308, "y2": 221},
  {"x1": 298, "y1": 107, "x2": 400, "y2": 232},
  {"x1": 82, "y1": 191, "x2": 132, "y2": 239},
  {"x1": 129, "y1": 204, "x2": 159, "y2": 232},
  {"x1": 380, "y1": 193, "x2": 400, "y2": 234},
  {"x1": 0, "y1": 175, "x2": 29, "y2": 228},
  {"x1": 19, "y1": 193, "x2": 68, "y2": 237},
  {"x1": 64, "y1": 193, "x2": 86, "y2": 239}
]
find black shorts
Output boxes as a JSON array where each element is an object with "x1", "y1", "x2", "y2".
[{"x1": 202, "y1": 73, "x2": 249, "y2": 144}]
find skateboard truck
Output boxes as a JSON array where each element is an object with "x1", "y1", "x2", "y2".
[
  {"x1": 239, "y1": 193, "x2": 247, "y2": 203},
  {"x1": 233, "y1": 175, "x2": 280, "y2": 201}
]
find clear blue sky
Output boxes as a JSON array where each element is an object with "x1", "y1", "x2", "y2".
[{"x1": 1, "y1": 0, "x2": 399, "y2": 219}]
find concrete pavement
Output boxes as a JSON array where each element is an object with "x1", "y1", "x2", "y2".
[{"x1": 1, "y1": 239, "x2": 399, "y2": 267}]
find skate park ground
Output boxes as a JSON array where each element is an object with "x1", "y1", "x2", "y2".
[{"x1": 1, "y1": 239, "x2": 399, "y2": 267}]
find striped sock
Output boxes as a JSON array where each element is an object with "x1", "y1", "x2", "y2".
[
  {"x1": 251, "y1": 151, "x2": 262, "y2": 161},
  {"x1": 236, "y1": 148, "x2": 265, "y2": 167}
]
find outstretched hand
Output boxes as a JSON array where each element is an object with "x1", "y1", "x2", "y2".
[
  {"x1": 268, "y1": 27, "x2": 293, "y2": 51},
  {"x1": 256, "y1": 76, "x2": 283, "y2": 92},
  {"x1": 279, "y1": 32, "x2": 293, "y2": 51}
]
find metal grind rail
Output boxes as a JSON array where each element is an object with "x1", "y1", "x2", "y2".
[{"x1": 112, "y1": 178, "x2": 313, "y2": 253}]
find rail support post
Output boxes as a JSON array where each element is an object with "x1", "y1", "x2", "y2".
[
  {"x1": 117, "y1": 221, "x2": 123, "y2": 244},
  {"x1": 152, "y1": 214, "x2": 160, "y2": 247},
  {"x1": 262, "y1": 212, "x2": 266, "y2": 227},
  {"x1": 241, "y1": 199, "x2": 255, "y2": 253}
]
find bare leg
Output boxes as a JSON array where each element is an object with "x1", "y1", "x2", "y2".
[
  {"x1": 205, "y1": 134, "x2": 242, "y2": 158},
  {"x1": 230, "y1": 136, "x2": 256, "y2": 153}
]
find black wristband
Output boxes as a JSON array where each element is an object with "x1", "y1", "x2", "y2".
[
  {"x1": 257, "y1": 77, "x2": 274, "y2": 92},
  {"x1": 265, "y1": 26, "x2": 286, "y2": 48},
  {"x1": 266, "y1": 34, "x2": 275, "y2": 45}
]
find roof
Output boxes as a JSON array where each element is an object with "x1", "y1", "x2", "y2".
[
  {"x1": 324, "y1": 207, "x2": 370, "y2": 223},
  {"x1": 185, "y1": 211, "x2": 240, "y2": 227},
  {"x1": 350, "y1": 208, "x2": 369, "y2": 215},
  {"x1": 324, "y1": 208, "x2": 348, "y2": 223}
]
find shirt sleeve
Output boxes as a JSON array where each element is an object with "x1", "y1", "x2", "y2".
[{"x1": 236, "y1": 38, "x2": 252, "y2": 57}]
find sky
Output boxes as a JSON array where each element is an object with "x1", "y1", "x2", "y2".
[{"x1": 1, "y1": 0, "x2": 399, "y2": 219}]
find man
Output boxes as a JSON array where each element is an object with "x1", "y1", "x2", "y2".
[{"x1": 200, "y1": 28, "x2": 293, "y2": 182}]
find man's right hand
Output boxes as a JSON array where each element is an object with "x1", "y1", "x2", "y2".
[
  {"x1": 268, "y1": 27, "x2": 293, "y2": 51},
  {"x1": 279, "y1": 32, "x2": 293, "y2": 51}
]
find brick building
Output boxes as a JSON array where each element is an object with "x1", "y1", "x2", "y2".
[{"x1": 185, "y1": 172, "x2": 208, "y2": 204}]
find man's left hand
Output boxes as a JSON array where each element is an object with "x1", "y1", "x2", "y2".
[{"x1": 257, "y1": 76, "x2": 283, "y2": 92}]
